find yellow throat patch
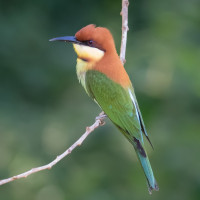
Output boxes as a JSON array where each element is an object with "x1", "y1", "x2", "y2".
[
  {"x1": 73, "y1": 44, "x2": 104, "y2": 63},
  {"x1": 73, "y1": 44, "x2": 104, "y2": 94}
]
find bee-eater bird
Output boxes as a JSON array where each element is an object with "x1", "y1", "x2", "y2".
[{"x1": 50, "y1": 24, "x2": 159, "y2": 193}]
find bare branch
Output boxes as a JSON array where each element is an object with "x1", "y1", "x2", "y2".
[
  {"x1": 0, "y1": 1, "x2": 129, "y2": 186},
  {"x1": 120, "y1": 0, "x2": 129, "y2": 64},
  {"x1": 0, "y1": 112, "x2": 106, "y2": 186}
]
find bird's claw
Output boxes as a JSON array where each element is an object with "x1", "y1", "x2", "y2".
[{"x1": 95, "y1": 112, "x2": 107, "y2": 125}]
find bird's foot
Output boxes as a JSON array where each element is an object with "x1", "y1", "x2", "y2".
[{"x1": 96, "y1": 111, "x2": 107, "y2": 125}]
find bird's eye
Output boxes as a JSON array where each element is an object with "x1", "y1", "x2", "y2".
[{"x1": 87, "y1": 40, "x2": 93, "y2": 46}]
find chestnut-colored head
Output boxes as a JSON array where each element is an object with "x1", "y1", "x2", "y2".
[
  {"x1": 49, "y1": 24, "x2": 131, "y2": 87},
  {"x1": 75, "y1": 24, "x2": 116, "y2": 53}
]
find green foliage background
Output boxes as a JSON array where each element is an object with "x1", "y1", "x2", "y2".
[{"x1": 0, "y1": 0, "x2": 200, "y2": 199}]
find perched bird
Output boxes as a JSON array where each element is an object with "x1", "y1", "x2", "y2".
[{"x1": 50, "y1": 24, "x2": 159, "y2": 193}]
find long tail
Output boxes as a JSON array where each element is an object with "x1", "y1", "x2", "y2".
[{"x1": 133, "y1": 138, "x2": 159, "y2": 194}]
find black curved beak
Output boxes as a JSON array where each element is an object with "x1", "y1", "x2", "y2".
[{"x1": 49, "y1": 36, "x2": 81, "y2": 44}]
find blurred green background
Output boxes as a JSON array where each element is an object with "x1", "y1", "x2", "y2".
[{"x1": 0, "y1": 0, "x2": 200, "y2": 199}]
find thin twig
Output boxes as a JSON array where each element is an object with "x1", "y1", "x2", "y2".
[
  {"x1": 120, "y1": 0, "x2": 129, "y2": 64},
  {"x1": 0, "y1": 112, "x2": 106, "y2": 186},
  {"x1": 0, "y1": 1, "x2": 129, "y2": 186}
]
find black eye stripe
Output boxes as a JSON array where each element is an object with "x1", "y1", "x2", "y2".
[{"x1": 81, "y1": 40, "x2": 105, "y2": 52}]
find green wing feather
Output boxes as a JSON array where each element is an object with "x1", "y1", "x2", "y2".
[
  {"x1": 85, "y1": 70, "x2": 142, "y2": 142},
  {"x1": 129, "y1": 87, "x2": 154, "y2": 148}
]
